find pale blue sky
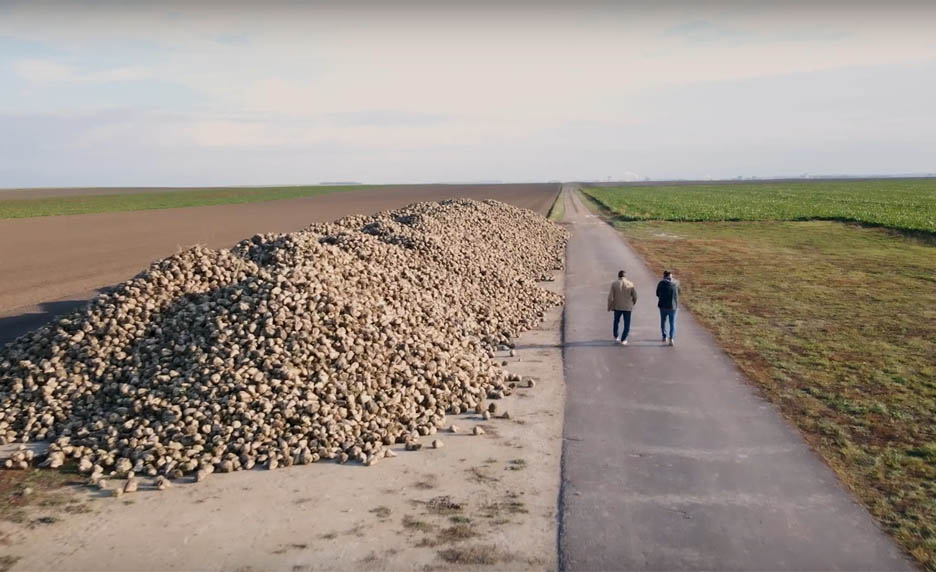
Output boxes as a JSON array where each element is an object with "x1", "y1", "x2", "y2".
[{"x1": 2, "y1": 1, "x2": 935, "y2": 187}]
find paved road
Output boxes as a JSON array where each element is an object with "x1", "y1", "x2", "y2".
[{"x1": 557, "y1": 186, "x2": 912, "y2": 571}]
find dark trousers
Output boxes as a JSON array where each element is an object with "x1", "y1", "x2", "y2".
[{"x1": 613, "y1": 310, "x2": 632, "y2": 341}]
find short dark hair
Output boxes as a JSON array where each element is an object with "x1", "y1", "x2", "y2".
[
  {"x1": 618, "y1": 270, "x2": 625, "y2": 278},
  {"x1": 663, "y1": 270, "x2": 672, "y2": 278}
]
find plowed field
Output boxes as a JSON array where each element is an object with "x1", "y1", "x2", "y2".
[{"x1": 0, "y1": 183, "x2": 559, "y2": 345}]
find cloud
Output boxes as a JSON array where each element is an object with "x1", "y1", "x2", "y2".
[
  {"x1": 326, "y1": 110, "x2": 452, "y2": 127},
  {"x1": 663, "y1": 20, "x2": 748, "y2": 43},
  {"x1": 1, "y1": 107, "x2": 509, "y2": 155},
  {"x1": 10, "y1": 59, "x2": 74, "y2": 83},
  {"x1": 11, "y1": 58, "x2": 150, "y2": 84},
  {"x1": 1, "y1": 3, "x2": 935, "y2": 185}
]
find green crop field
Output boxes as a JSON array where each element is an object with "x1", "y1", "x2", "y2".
[
  {"x1": 0, "y1": 185, "x2": 367, "y2": 219},
  {"x1": 583, "y1": 179, "x2": 936, "y2": 234}
]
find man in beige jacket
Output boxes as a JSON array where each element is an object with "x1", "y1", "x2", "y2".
[{"x1": 608, "y1": 270, "x2": 638, "y2": 345}]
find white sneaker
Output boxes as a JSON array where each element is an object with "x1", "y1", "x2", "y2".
[
  {"x1": 668, "y1": 338, "x2": 675, "y2": 346},
  {"x1": 620, "y1": 339, "x2": 628, "y2": 346}
]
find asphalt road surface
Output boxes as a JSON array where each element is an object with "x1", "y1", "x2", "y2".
[{"x1": 557, "y1": 186, "x2": 912, "y2": 571}]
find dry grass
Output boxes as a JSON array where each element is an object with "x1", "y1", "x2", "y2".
[
  {"x1": 437, "y1": 544, "x2": 514, "y2": 565},
  {"x1": 437, "y1": 524, "x2": 476, "y2": 543},
  {"x1": 0, "y1": 466, "x2": 85, "y2": 526},
  {"x1": 477, "y1": 423, "x2": 498, "y2": 437},
  {"x1": 369, "y1": 505, "x2": 392, "y2": 519},
  {"x1": 507, "y1": 459, "x2": 527, "y2": 471},
  {"x1": 270, "y1": 543, "x2": 308, "y2": 555},
  {"x1": 417, "y1": 523, "x2": 479, "y2": 547},
  {"x1": 423, "y1": 496, "x2": 465, "y2": 516},
  {"x1": 466, "y1": 466, "x2": 500, "y2": 484},
  {"x1": 413, "y1": 474, "x2": 438, "y2": 490},
  {"x1": 402, "y1": 514, "x2": 435, "y2": 533},
  {"x1": 481, "y1": 491, "x2": 528, "y2": 520},
  {"x1": 620, "y1": 219, "x2": 936, "y2": 570}
]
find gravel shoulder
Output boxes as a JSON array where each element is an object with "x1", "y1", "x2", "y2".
[{"x1": 0, "y1": 268, "x2": 564, "y2": 571}]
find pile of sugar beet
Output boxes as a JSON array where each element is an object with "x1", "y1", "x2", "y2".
[{"x1": 0, "y1": 199, "x2": 567, "y2": 488}]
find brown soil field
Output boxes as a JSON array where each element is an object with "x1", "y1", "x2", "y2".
[
  {"x1": 0, "y1": 182, "x2": 515, "y2": 200},
  {"x1": 0, "y1": 183, "x2": 558, "y2": 346}
]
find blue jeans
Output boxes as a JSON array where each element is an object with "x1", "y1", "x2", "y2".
[
  {"x1": 660, "y1": 308, "x2": 677, "y2": 339},
  {"x1": 613, "y1": 310, "x2": 632, "y2": 341}
]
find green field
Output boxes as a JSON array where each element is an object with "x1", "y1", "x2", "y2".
[
  {"x1": 0, "y1": 185, "x2": 367, "y2": 219},
  {"x1": 584, "y1": 179, "x2": 936, "y2": 234},
  {"x1": 583, "y1": 182, "x2": 936, "y2": 569}
]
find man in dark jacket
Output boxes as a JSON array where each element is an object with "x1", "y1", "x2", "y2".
[{"x1": 656, "y1": 270, "x2": 679, "y2": 346}]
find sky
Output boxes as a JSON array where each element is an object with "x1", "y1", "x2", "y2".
[{"x1": 2, "y1": 1, "x2": 936, "y2": 187}]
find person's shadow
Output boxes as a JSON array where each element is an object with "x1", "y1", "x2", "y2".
[{"x1": 514, "y1": 339, "x2": 670, "y2": 350}]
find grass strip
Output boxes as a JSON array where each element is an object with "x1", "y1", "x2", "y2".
[
  {"x1": 547, "y1": 190, "x2": 565, "y2": 222},
  {"x1": 0, "y1": 185, "x2": 368, "y2": 219},
  {"x1": 618, "y1": 218, "x2": 936, "y2": 570}
]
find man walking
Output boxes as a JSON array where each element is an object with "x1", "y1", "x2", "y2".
[
  {"x1": 656, "y1": 270, "x2": 680, "y2": 346},
  {"x1": 607, "y1": 270, "x2": 637, "y2": 345}
]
